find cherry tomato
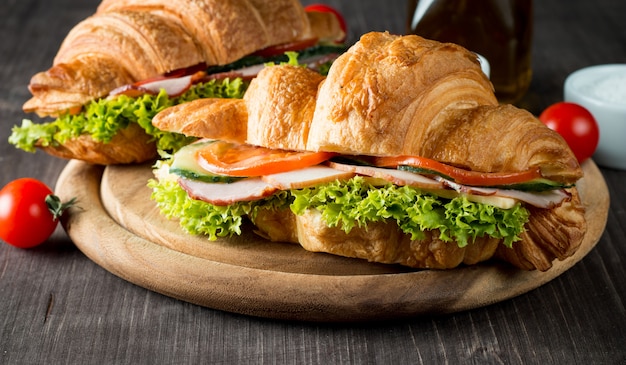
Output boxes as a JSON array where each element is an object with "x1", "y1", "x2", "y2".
[
  {"x1": 0, "y1": 178, "x2": 73, "y2": 249},
  {"x1": 538, "y1": 102, "x2": 600, "y2": 163},
  {"x1": 305, "y1": 4, "x2": 347, "y2": 43}
]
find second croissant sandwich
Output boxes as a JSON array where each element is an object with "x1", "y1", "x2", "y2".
[
  {"x1": 148, "y1": 32, "x2": 586, "y2": 271},
  {"x1": 9, "y1": 0, "x2": 346, "y2": 165}
]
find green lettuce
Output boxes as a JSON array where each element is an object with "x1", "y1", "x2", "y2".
[
  {"x1": 9, "y1": 78, "x2": 247, "y2": 153},
  {"x1": 291, "y1": 177, "x2": 529, "y2": 247},
  {"x1": 147, "y1": 178, "x2": 291, "y2": 240},
  {"x1": 149, "y1": 176, "x2": 530, "y2": 247}
]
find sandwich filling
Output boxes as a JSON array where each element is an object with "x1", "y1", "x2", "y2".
[{"x1": 149, "y1": 139, "x2": 573, "y2": 248}]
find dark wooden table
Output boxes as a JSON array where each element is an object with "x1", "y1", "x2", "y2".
[{"x1": 1, "y1": 0, "x2": 625, "y2": 363}]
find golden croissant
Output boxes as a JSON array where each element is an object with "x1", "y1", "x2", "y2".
[
  {"x1": 150, "y1": 32, "x2": 586, "y2": 271},
  {"x1": 11, "y1": 0, "x2": 345, "y2": 164},
  {"x1": 24, "y1": 0, "x2": 334, "y2": 115}
]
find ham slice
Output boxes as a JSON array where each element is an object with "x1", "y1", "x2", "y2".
[
  {"x1": 133, "y1": 74, "x2": 195, "y2": 96},
  {"x1": 106, "y1": 62, "x2": 207, "y2": 97},
  {"x1": 109, "y1": 73, "x2": 201, "y2": 98},
  {"x1": 179, "y1": 177, "x2": 278, "y2": 206},
  {"x1": 438, "y1": 178, "x2": 571, "y2": 209},
  {"x1": 178, "y1": 166, "x2": 352, "y2": 205},
  {"x1": 328, "y1": 161, "x2": 443, "y2": 190}
]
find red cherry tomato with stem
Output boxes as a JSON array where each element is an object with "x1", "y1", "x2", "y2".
[
  {"x1": 0, "y1": 178, "x2": 75, "y2": 249},
  {"x1": 538, "y1": 102, "x2": 600, "y2": 163}
]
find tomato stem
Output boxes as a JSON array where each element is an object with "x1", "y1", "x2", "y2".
[{"x1": 45, "y1": 194, "x2": 77, "y2": 221}]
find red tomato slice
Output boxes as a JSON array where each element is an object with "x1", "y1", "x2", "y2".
[
  {"x1": 196, "y1": 141, "x2": 336, "y2": 177},
  {"x1": 371, "y1": 155, "x2": 543, "y2": 186},
  {"x1": 252, "y1": 37, "x2": 320, "y2": 58},
  {"x1": 305, "y1": 4, "x2": 347, "y2": 42}
]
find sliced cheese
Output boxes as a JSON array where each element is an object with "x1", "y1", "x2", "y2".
[{"x1": 262, "y1": 165, "x2": 354, "y2": 190}]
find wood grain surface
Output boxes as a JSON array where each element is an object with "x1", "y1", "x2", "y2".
[
  {"x1": 54, "y1": 159, "x2": 608, "y2": 321},
  {"x1": 1, "y1": 0, "x2": 625, "y2": 363}
]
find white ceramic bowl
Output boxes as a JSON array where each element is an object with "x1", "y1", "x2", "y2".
[{"x1": 564, "y1": 64, "x2": 626, "y2": 170}]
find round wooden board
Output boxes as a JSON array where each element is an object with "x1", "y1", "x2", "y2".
[{"x1": 55, "y1": 160, "x2": 609, "y2": 322}]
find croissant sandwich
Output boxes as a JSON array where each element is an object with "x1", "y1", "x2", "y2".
[
  {"x1": 148, "y1": 32, "x2": 586, "y2": 271},
  {"x1": 9, "y1": 0, "x2": 346, "y2": 165}
]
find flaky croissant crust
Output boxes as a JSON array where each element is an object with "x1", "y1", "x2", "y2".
[
  {"x1": 308, "y1": 33, "x2": 498, "y2": 155},
  {"x1": 308, "y1": 32, "x2": 582, "y2": 183}
]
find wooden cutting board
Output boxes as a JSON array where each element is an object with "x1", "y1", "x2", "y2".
[{"x1": 55, "y1": 159, "x2": 609, "y2": 322}]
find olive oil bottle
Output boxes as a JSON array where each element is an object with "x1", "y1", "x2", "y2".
[{"x1": 407, "y1": 0, "x2": 533, "y2": 104}]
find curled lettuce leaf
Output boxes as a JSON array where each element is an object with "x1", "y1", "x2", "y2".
[
  {"x1": 8, "y1": 119, "x2": 58, "y2": 152},
  {"x1": 9, "y1": 78, "x2": 247, "y2": 153},
  {"x1": 147, "y1": 178, "x2": 291, "y2": 240},
  {"x1": 150, "y1": 175, "x2": 529, "y2": 247}
]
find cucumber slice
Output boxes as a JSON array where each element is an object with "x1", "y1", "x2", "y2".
[
  {"x1": 491, "y1": 179, "x2": 573, "y2": 192},
  {"x1": 205, "y1": 44, "x2": 347, "y2": 75},
  {"x1": 169, "y1": 141, "x2": 241, "y2": 183}
]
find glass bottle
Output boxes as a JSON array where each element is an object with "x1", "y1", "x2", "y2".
[{"x1": 406, "y1": 0, "x2": 533, "y2": 104}]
